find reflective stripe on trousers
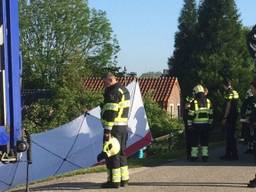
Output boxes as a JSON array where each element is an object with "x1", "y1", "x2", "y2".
[
  {"x1": 191, "y1": 147, "x2": 199, "y2": 157},
  {"x1": 202, "y1": 146, "x2": 208, "y2": 157},
  {"x1": 112, "y1": 168, "x2": 121, "y2": 183},
  {"x1": 121, "y1": 166, "x2": 129, "y2": 181}
]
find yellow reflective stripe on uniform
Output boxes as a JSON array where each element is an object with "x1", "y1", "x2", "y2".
[
  {"x1": 112, "y1": 168, "x2": 121, "y2": 183},
  {"x1": 194, "y1": 100, "x2": 198, "y2": 111},
  {"x1": 192, "y1": 99, "x2": 212, "y2": 124},
  {"x1": 188, "y1": 110, "x2": 195, "y2": 116},
  {"x1": 115, "y1": 117, "x2": 128, "y2": 123},
  {"x1": 191, "y1": 147, "x2": 199, "y2": 157},
  {"x1": 193, "y1": 118, "x2": 210, "y2": 123},
  {"x1": 116, "y1": 89, "x2": 125, "y2": 122},
  {"x1": 226, "y1": 90, "x2": 239, "y2": 100},
  {"x1": 232, "y1": 90, "x2": 239, "y2": 99},
  {"x1": 202, "y1": 146, "x2": 208, "y2": 156},
  {"x1": 206, "y1": 99, "x2": 211, "y2": 109},
  {"x1": 112, "y1": 88, "x2": 129, "y2": 125},
  {"x1": 119, "y1": 100, "x2": 130, "y2": 108},
  {"x1": 121, "y1": 166, "x2": 129, "y2": 181},
  {"x1": 118, "y1": 88, "x2": 124, "y2": 95},
  {"x1": 103, "y1": 103, "x2": 119, "y2": 111},
  {"x1": 102, "y1": 120, "x2": 114, "y2": 128}
]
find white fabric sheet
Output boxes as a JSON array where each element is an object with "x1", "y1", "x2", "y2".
[{"x1": 0, "y1": 81, "x2": 151, "y2": 191}]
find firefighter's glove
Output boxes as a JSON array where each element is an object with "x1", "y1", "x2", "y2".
[{"x1": 97, "y1": 152, "x2": 108, "y2": 162}]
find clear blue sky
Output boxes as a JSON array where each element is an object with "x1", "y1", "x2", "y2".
[{"x1": 88, "y1": 0, "x2": 256, "y2": 75}]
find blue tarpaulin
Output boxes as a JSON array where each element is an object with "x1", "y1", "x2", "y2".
[{"x1": 0, "y1": 127, "x2": 9, "y2": 145}]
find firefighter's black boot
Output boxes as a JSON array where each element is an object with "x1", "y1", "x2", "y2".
[
  {"x1": 190, "y1": 157, "x2": 198, "y2": 162},
  {"x1": 101, "y1": 182, "x2": 120, "y2": 188},
  {"x1": 121, "y1": 180, "x2": 129, "y2": 187},
  {"x1": 248, "y1": 177, "x2": 256, "y2": 188},
  {"x1": 202, "y1": 156, "x2": 208, "y2": 162}
]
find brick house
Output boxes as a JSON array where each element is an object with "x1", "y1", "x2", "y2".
[{"x1": 84, "y1": 77, "x2": 181, "y2": 118}]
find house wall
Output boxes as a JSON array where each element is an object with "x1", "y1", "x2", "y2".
[{"x1": 166, "y1": 80, "x2": 181, "y2": 118}]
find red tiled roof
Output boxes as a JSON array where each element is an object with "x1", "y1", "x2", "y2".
[{"x1": 84, "y1": 77, "x2": 178, "y2": 102}]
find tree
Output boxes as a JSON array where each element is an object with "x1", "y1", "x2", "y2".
[
  {"x1": 195, "y1": 0, "x2": 254, "y2": 118},
  {"x1": 168, "y1": 0, "x2": 198, "y2": 98},
  {"x1": 19, "y1": 0, "x2": 118, "y2": 132},
  {"x1": 19, "y1": 0, "x2": 119, "y2": 89}
]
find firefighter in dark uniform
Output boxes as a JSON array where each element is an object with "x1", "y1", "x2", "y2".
[
  {"x1": 99, "y1": 72, "x2": 130, "y2": 188},
  {"x1": 188, "y1": 85, "x2": 213, "y2": 162},
  {"x1": 220, "y1": 79, "x2": 239, "y2": 161}
]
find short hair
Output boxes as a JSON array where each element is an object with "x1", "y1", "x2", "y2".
[
  {"x1": 223, "y1": 78, "x2": 232, "y2": 86},
  {"x1": 251, "y1": 80, "x2": 256, "y2": 89},
  {"x1": 102, "y1": 72, "x2": 115, "y2": 79}
]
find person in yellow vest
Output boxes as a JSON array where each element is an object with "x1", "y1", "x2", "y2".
[
  {"x1": 188, "y1": 84, "x2": 213, "y2": 162},
  {"x1": 220, "y1": 79, "x2": 239, "y2": 161},
  {"x1": 99, "y1": 72, "x2": 130, "y2": 188}
]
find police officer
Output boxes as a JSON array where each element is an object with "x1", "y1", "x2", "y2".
[
  {"x1": 100, "y1": 72, "x2": 130, "y2": 188},
  {"x1": 188, "y1": 85, "x2": 213, "y2": 162},
  {"x1": 220, "y1": 79, "x2": 239, "y2": 161}
]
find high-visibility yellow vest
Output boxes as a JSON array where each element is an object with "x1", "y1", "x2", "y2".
[{"x1": 188, "y1": 99, "x2": 213, "y2": 124}]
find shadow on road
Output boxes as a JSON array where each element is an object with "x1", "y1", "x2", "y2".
[
  {"x1": 13, "y1": 182, "x2": 101, "y2": 191},
  {"x1": 14, "y1": 181, "x2": 249, "y2": 191},
  {"x1": 129, "y1": 181, "x2": 248, "y2": 188}
]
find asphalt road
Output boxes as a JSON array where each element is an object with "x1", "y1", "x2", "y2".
[{"x1": 14, "y1": 144, "x2": 256, "y2": 192}]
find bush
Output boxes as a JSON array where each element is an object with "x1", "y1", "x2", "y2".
[
  {"x1": 144, "y1": 93, "x2": 184, "y2": 138},
  {"x1": 23, "y1": 90, "x2": 103, "y2": 133}
]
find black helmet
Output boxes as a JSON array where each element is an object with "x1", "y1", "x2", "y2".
[{"x1": 247, "y1": 25, "x2": 256, "y2": 59}]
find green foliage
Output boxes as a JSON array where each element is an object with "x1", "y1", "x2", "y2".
[
  {"x1": 168, "y1": 0, "x2": 198, "y2": 98},
  {"x1": 19, "y1": 0, "x2": 119, "y2": 89},
  {"x1": 19, "y1": 0, "x2": 116, "y2": 132},
  {"x1": 144, "y1": 93, "x2": 184, "y2": 138},
  {"x1": 195, "y1": 0, "x2": 254, "y2": 120},
  {"x1": 169, "y1": 0, "x2": 254, "y2": 122},
  {"x1": 23, "y1": 91, "x2": 103, "y2": 133}
]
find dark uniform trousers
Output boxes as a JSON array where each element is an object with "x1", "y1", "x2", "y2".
[
  {"x1": 105, "y1": 125, "x2": 128, "y2": 183},
  {"x1": 111, "y1": 125, "x2": 128, "y2": 168},
  {"x1": 190, "y1": 124, "x2": 209, "y2": 151},
  {"x1": 225, "y1": 117, "x2": 238, "y2": 157}
]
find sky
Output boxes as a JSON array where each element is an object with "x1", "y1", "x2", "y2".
[{"x1": 88, "y1": 0, "x2": 256, "y2": 75}]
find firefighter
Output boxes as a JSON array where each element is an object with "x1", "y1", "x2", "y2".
[
  {"x1": 220, "y1": 79, "x2": 239, "y2": 161},
  {"x1": 188, "y1": 85, "x2": 213, "y2": 162},
  {"x1": 100, "y1": 72, "x2": 130, "y2": 188}
]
